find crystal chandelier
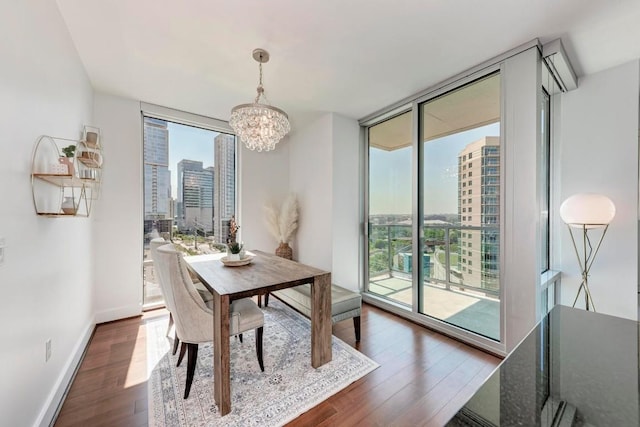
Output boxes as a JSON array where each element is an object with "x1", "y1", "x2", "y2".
[{"x1": 230, "y1": 49, "x2": 291, "y2": 152}]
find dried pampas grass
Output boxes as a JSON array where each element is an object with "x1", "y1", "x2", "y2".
[
  {"x1": 265, "y1": 202, "x2": 281, "y2": 243},
  {"x1": 279, "y1": 194, "x2": 299, "y2": 243},
  {"x1": 264, "y1": 194, "x2": 299, "y2": 243}
]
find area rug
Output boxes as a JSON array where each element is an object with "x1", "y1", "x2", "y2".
[{"x1": 147, "y1": 299, "x2": 378, "y2": 426}]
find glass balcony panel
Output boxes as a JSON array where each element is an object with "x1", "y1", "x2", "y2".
[
  {"x1": 368, "y1": 111, "x2": 413, "y2": 306},
  {"x1": 420, "y1": 73, "x2": 501, "y2": 341}
]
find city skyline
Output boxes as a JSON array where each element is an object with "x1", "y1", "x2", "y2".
[
  {"x1": 167, "y1": 122, "x2": 216, "y2": 198},
  {"x1": 143, "y1": 117, "x2": 171, "y2": 219},
  {"x1": 177, "y1": 159, "x2": 213, "y2": 231},
  {"x1": 213, "y1": 133, "x2": 236, "y2": 243},
  {"x1": 143, "y1": 118, "x2": 237, "y2": 241}
]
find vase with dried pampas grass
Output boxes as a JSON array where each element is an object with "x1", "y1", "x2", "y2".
[{"x1": 265, "y1": 194, "x2": 299, "y2": 260}]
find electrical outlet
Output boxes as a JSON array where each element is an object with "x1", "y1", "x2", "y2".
[
  {"x1": 46, "y1": 339, "x2": 52, "y2": 362},
  {"x1": 0, "y1": 237, "x2": 5, "y2": 267}
]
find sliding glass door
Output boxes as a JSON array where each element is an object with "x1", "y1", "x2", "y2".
[
  {"x1": 366, "y1": 72, "x2": 502, "y2": 341},
  {"x1": 367, "y1": 111, "x2": 414, "y2": 306},
  {"x1": 420, "y1": 73, "x2": 501, "y2": 340}
]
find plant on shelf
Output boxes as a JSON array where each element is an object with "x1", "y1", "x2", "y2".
[
  {"x1": 58, "y1": 145, "x2": 76, "y2": 175},
  {"x1": 264, "y1": 193, "x2": 299, "y2": 260},
  {"x1": 61, "y1": 145, "x2": 75, "y2": 158}
]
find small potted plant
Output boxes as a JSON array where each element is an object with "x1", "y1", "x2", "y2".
[
  {"x1": 62, "y1": 145, "x2": 75, "y2": 158},
  {"x1": 59, "y1": 145, "x2": 75, "y2": 175},
  {"x1": 227, "y1": 241, "x2": 243, "y2": 261}
]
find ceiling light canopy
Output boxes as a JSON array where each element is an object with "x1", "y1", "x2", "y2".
[{"x1": 229, "y1": 48, "x2": 291, "y2": 152}]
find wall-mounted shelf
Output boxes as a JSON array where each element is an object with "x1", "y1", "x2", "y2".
[
  {"x1": 31, "y1": 173, "x2": 99, "y2": 187},
  {"x1": 31, "y1": 126, "x2": 103, "y2": 217}
]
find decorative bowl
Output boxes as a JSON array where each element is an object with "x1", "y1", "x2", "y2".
[{"x1": 220, "y1": 255, "x2": 254, "y2": 267}]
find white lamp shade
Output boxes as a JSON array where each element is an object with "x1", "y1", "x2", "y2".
[{"x1": 560, "y1": 193, "x2": 616, "y2": 228}]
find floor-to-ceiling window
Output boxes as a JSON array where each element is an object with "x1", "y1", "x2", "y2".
[
  {"x1": 363, "y1": 42, "x2": 570, "y2": 354},
  {"x1": 142, "y1": 116, "x2": 237, "y2": 307},
  {"x1": 365, "y1": 71, "x2": 503, "y2": 343},
  {"x1": 367, "y1": 110, "x2": 414, "y2": 306},
  {"x1": 419, "y1": 73, "x2": 501, "y2": 340},
  {"x1": 540, "y1": 73, "x2": 558, "y2": 316},
  {"x1": 540, "y1": 89, "x2": 551, "y2": 274}
]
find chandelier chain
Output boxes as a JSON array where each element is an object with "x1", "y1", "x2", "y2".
[{"x1": 254, "y1": 62, "x2": 265, "y2": 103}]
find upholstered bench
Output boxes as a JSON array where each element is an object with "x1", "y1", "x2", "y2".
[{"x1": 266, "y1": 284, "x2": 362, "y2": 341}]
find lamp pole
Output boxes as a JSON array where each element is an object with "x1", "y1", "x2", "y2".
[{"x1": 567, "y1": 223, "x2": 610, "y2": 312}]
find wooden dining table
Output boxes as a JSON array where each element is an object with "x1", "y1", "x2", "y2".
[{"x1": 183, "y1": 250, "x2": 332, "y2": 416}]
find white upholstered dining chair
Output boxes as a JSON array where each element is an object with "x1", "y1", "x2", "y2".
[
  {"x1": 155, "y1": 243, "x2": 265, "y2": 398},
  {"x1": 150, "y1": 238, "x2": 214, "y2": 303},
  {"x1": 150, "y1": 238, "x2": 219, "y2": 354},
  {"x1": 149, "y1": 238, "x2": 181, "y2": 354}
]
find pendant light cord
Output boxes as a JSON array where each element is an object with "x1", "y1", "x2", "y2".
[{"x1": 254, "y1": 60, "x2": 265, "y2": 103}]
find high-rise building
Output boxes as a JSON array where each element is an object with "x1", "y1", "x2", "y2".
[
  {"x1": 458, "y1": 136, "x2": 500, "y2": 291},
  {"x1": 177, "y1": 159, "x2": 213, "y2": 233},
  {"x1": 213, "y1": 133, "x2": 236, "y2": 243},
  {"x1": 143, "y1": 117, "x2": 172, "y2": 236}
]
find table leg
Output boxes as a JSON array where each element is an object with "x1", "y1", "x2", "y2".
[
  {"x1": 311, "y1": 272, "x2": 332, "y2": 368},
  {"x1": 212, "y1": 291, "x2": 231, "y2": 415}
]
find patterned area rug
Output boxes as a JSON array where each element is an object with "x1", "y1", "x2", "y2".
[{"x1": 147, "y1": 299, "x2": 378, "y2": 426}]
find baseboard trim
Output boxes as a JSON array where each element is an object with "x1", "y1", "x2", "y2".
[
  {"x1": 95, "y1": 304, "x2": 142, "y2": 324},
  {"x1": 35, "y1": 320, "x2": 95, "y2": 427}
]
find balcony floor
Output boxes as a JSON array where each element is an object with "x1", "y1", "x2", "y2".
[{"x1": 370, "y1": 276, "x2": 500, "y2": 340}]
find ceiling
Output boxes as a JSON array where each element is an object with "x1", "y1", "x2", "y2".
[
  {"x1": 56, "y1": 0, "x2": 640, "y2": 125},
  {"x1": 370, "y1": 73, "x2": 500, "y2": 151}
]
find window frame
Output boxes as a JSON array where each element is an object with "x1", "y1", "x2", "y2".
[
  {"x1": 360, "y1": 40, "x2": 553, "y2": 356},
  {"x1": 362, "y1": 64, "x2": 505, "y2": 351},
  {"x1": 140, "y1": 103, "x2": 239, "y2": 310}
]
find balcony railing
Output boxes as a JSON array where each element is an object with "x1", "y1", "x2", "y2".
[{"x1": 368, "y1": 222, "x2": 500, "y2": 297}]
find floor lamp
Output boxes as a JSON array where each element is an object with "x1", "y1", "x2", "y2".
[{"x1": 559, "y1": 193, "x2": 616, "y2": 312}]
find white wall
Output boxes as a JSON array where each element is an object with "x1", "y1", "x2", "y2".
[
  {"x1": 286, "y1": 112, "x2": 361, "y2": 289},
  {"x1": 331, "y1": 114, "x2": 361, "y2": 291},
  {"x1": 239, "y1": 141, "x2": 290, "y2": 253},
  {"x1": 288, "y1": 113, "x2": 334, "y2": 270},
  {"x1": 92, "y1": 93, "x2": 144, "y2": 322},
  {"x1": 557, "y1": 60, "x2": 639, "y2": 321},
  {"x1": 0, "y1": 1, "x2": 95, "y2": 426},
  {"x1": 502, "y1": 47, "x2": 543, "y2": 353}
]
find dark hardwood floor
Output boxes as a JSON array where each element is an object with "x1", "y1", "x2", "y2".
[{"x1": 55, "y1": 302, "x2": 500, "y2": 427}]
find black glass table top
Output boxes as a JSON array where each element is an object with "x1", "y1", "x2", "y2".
[{"x1": 448, "y1": 305, "x2": 639, "y2": 426}]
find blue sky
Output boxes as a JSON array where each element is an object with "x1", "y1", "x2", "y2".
[{"x1": 370, "y1": 122, "x2": 500, "y2": 215}]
